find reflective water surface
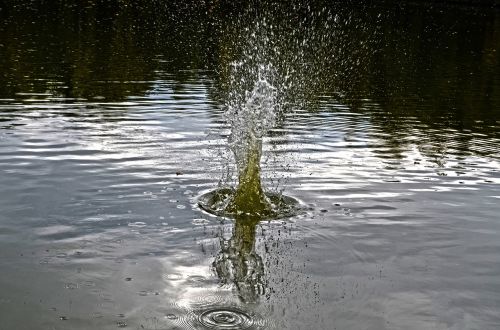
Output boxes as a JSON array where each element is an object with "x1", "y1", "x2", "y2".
[{"x1": 1, "y1": 1, "x2": 500, "y2": 329}]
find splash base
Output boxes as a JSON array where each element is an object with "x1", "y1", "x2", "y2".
[{"x1": 198, "y1": 187, "x2": 300, "y2": 219}]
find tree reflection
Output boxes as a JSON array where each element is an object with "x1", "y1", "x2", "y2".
[
  {"x1": 1, "y1": 0, "x2": 499, "y2": 157},
  {"x1": 0, "y1": 0, "x2": 213, "y2": 101}
]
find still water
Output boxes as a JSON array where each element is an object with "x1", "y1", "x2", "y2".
[{"x1": 1, "y1": 1, "x2": 500, "y2": 329}]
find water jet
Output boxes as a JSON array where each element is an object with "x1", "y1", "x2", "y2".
[{"x1": 198, "y1": 78, "x2": 299, "y2": 219}]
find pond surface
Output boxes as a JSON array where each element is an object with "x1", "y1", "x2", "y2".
[{"x1": 1, "y1": 1, "x2": 500, "y2": 329}]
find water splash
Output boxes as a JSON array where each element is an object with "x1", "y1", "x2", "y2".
[
  {"x1": 200, "y1": 3, "x2": 378, "y2": 218},
  {"x1": 225, "y1": 71, "x2": 277, "y2": 216},
  {"x1": 199, "y1": 19, "x2": 301, "y2": 219}
]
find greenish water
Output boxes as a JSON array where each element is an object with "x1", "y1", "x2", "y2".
[{"x1": 1, "y1": 1, "x2": 500, "y2": 329}]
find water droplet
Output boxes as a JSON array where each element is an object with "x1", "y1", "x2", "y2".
[{"x1": 165, "y1": 313, "x2": 178, "y2": 320}]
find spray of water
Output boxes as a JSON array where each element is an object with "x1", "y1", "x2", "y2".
[
  {"x1": 225, "y1": 66, "x2": 277, "y2": 215},
  {"x1": 200, "y1": 4, "x2": 378, "y2": 218},
  {"x1": 199, "y1": 17, "x2": 302, "y2": 218}
]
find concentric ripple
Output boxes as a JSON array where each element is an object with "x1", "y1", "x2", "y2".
[
  {"x1": 198, "y1": 187, "x2": 301, "y2": 219},
  {"x1": 197, "y1": 307, "x2": 254, "y2": 329}
]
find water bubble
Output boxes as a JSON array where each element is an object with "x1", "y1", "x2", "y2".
[{"x1": 197, "y1": 307, "x2": 254, "y2": 329}]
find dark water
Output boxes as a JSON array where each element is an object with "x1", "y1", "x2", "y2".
[{"x1": 1, "y1": 1, "x2": 500, "y2": 329}]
